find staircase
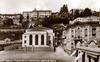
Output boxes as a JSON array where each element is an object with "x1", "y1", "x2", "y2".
[{"x1": 23, "y1": 47, "x2": 54, "y2": 52}]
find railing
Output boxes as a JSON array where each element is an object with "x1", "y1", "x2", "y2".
[{"x1": 72, "y1": 47, "x2": 100, "y2": 62}]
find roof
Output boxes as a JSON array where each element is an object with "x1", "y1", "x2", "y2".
[
  {"x1": 23, "y1": 10, "x2": 52, "y2": 13},
  {"x1": 32, "y1": 10, "x2": 52, "y2": 12},
  {"x1": 70, "y1": 16, "x2": 100, "y2": 24},
  {"x1": 65, "y1": 16, "x2": 100, "y2": 30},
  {"x1": 26, "y1": 27, "x2": 52, "y2": 31}
]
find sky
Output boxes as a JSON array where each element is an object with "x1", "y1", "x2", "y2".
[{"x1": 0, "y1": 0, "x2": 100, "y2": 14}]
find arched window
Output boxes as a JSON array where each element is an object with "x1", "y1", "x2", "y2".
[
  {"x1": 35, "y1": 35, "x2": 38, "y2": 45},
  {"x1": 29, "y1": 35, "x2": 32, "y2": 45},
  {"x1": 41, "y1": 35, "x2": 44, "y2": 45}
]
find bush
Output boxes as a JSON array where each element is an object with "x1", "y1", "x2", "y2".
[
  {"x1": 0, "y1": 31, "x2": 24, "y2": 40},
  {"x1": 4, "y1": 44, "x2": 21, "y2": 51}
]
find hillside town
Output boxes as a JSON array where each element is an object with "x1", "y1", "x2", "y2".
[{"x1": 0, "y1": 2, "x2": 100, "y2": 62}]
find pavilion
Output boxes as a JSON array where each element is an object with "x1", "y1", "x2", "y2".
[{"x1": 22, "y1": 26, "x2": 55, "y2": 51}]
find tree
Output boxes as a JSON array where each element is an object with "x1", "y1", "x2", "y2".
[
  {"x1": 74, "y1": 9, "x2": 80, "y2": 18},
  {"x1": 59, "y1": 4, "x2": 69, "y2": 24},
  {"x1": 3, "y1": 17, "x2": 13, "y2": 26},
  {"x1": 22, "y1": 14, "x2": 29, "y2": 29},
  {"x1": 83, "y1": 8, "x2": 92, "y2": 16},
  {"x1": 41, "y1": 16, "x2": 51, "y2": 28},
  {"x1": 41, "y1": 4, "x2": 69, "y2": 28},
  {"x1": 19, "y1": 14, "x2": 24, "y2": 24},
  {"x1": 93, "y1": 11, "x2": 100, "y2": 16},
  {"x1": 22, "y1": 21, "x2": 29, "y2": 29},
  {"x1": 59, "y1": 4, "x2": 68, "y2": 16}
]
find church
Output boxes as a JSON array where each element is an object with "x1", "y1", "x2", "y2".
[{"x1": 22, "y1": 27, "x2": 54, "y2": 49}]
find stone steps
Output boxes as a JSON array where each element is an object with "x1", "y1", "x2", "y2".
[{"x1": 23, "y1": 47, "x2": 54, "y2": 52}]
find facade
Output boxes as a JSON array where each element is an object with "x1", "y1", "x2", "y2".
[
  {"x1": 64, "y1": 16, "x2": 100, "y2": 51},
  {"x1": 22, "y1": 27, "x2": 54, "y2": 47},
  {"x1": 0, "y1": 14, "x2": 22, "y2": 25},
  {"x1": 23, "y1": 9, "x2": 52, "y2": 21},
  {"x1": 22, "y1": 9, "x2": 52, "y2": 27}
]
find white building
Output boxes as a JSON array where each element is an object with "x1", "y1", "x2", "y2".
[
  {"x1": 23, "y1": 9, "x2": 52, "y2": 21},
  {"x1": 22, "y1": 27, "x2": 54, "y2": 48},
  {"x1": 64, "y1": 16, "x2": 100, "y2": 51},
  {"x1": 22, "y1": 9, "x2": 52, "y2": 27}
]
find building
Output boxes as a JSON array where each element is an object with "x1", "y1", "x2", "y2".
[
  {"x1": 70, "y1": 9, "x2": 96, "y2": 16},
  {"x1": 64, "y1": 16, "x2": 100, "y2": 51},
  {"x1": 0, "y1": 14, "x2": 22, "y2": 25},
  {"x1": 23, "y1": 9, "x2": 52, "y2": 21},
  {"x1": 22, "y1": 27, "x2": 54, "y2": 48},
  {"x1": 70, "y1": 9, "x2": 84, "y2": 15},
  {"x1": 22, "y1": 9, "x2": 52, "y2": 27}
]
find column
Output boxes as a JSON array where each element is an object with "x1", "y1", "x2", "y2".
[
  {"x1": 50, "y1": 34, "x2": 53, "y2": 47},
  {"x1": 32, "y1": 34, "x2": 35, "y2": 46},
  {"x1": 38, "y1": 34, "x2": 41, "y2": 46},
  {"x1": 88, "y1": 55, "x2": 91, "y2": 62},
  {"x1": 27, "y1": 35, "x2": 29, "y2": 47},
  {"x1": 44, "y1": 34, "x2": 47, "y2": 46},
  {"x1": 22, "y1": 35, "x2": 25, "y2": 47}
]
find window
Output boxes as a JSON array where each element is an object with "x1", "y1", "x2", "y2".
[
  {"x1": 72, "y1": 35, "x2": 74, "y2": 37},
  {"x1": 92, "y1": 27, "x2": 96, "y2": 36},
  {"x1": 71, "y1": 29, "x2": 74, "y2": 38},
  {"x1": 85, "y1": 34, "x2": 87, "y2": 37},
  {"x1": 71, "y1": 30, "x2": 73, "y2": 32},
  {"x1": 78, "y1": 27, "x2": 80, "y2": 29},
  {"x1": 78, "y1": 36, "x2": 80, "y2": 39},
  {"x1": 24, "y1": 40, "x2": 26, "y2": 43},
  {"x1": 41, "y1": 35, "x2": 44, "y2": 45},
  {"x1": 85, "y1": 29, "x2": 87, "y2": 37},
  {"x1": 71, "y1": 43, "x2": 73, "y2": 45},
  {"x1": 29, "y1": 35, "x2": 32, "y2": 45},
  {"x1": 24, "y1": 36, "x2": 26, "y2": 38},
  {"x1": 35, "y1": 35, "x2": 38, "y2": 45}
]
